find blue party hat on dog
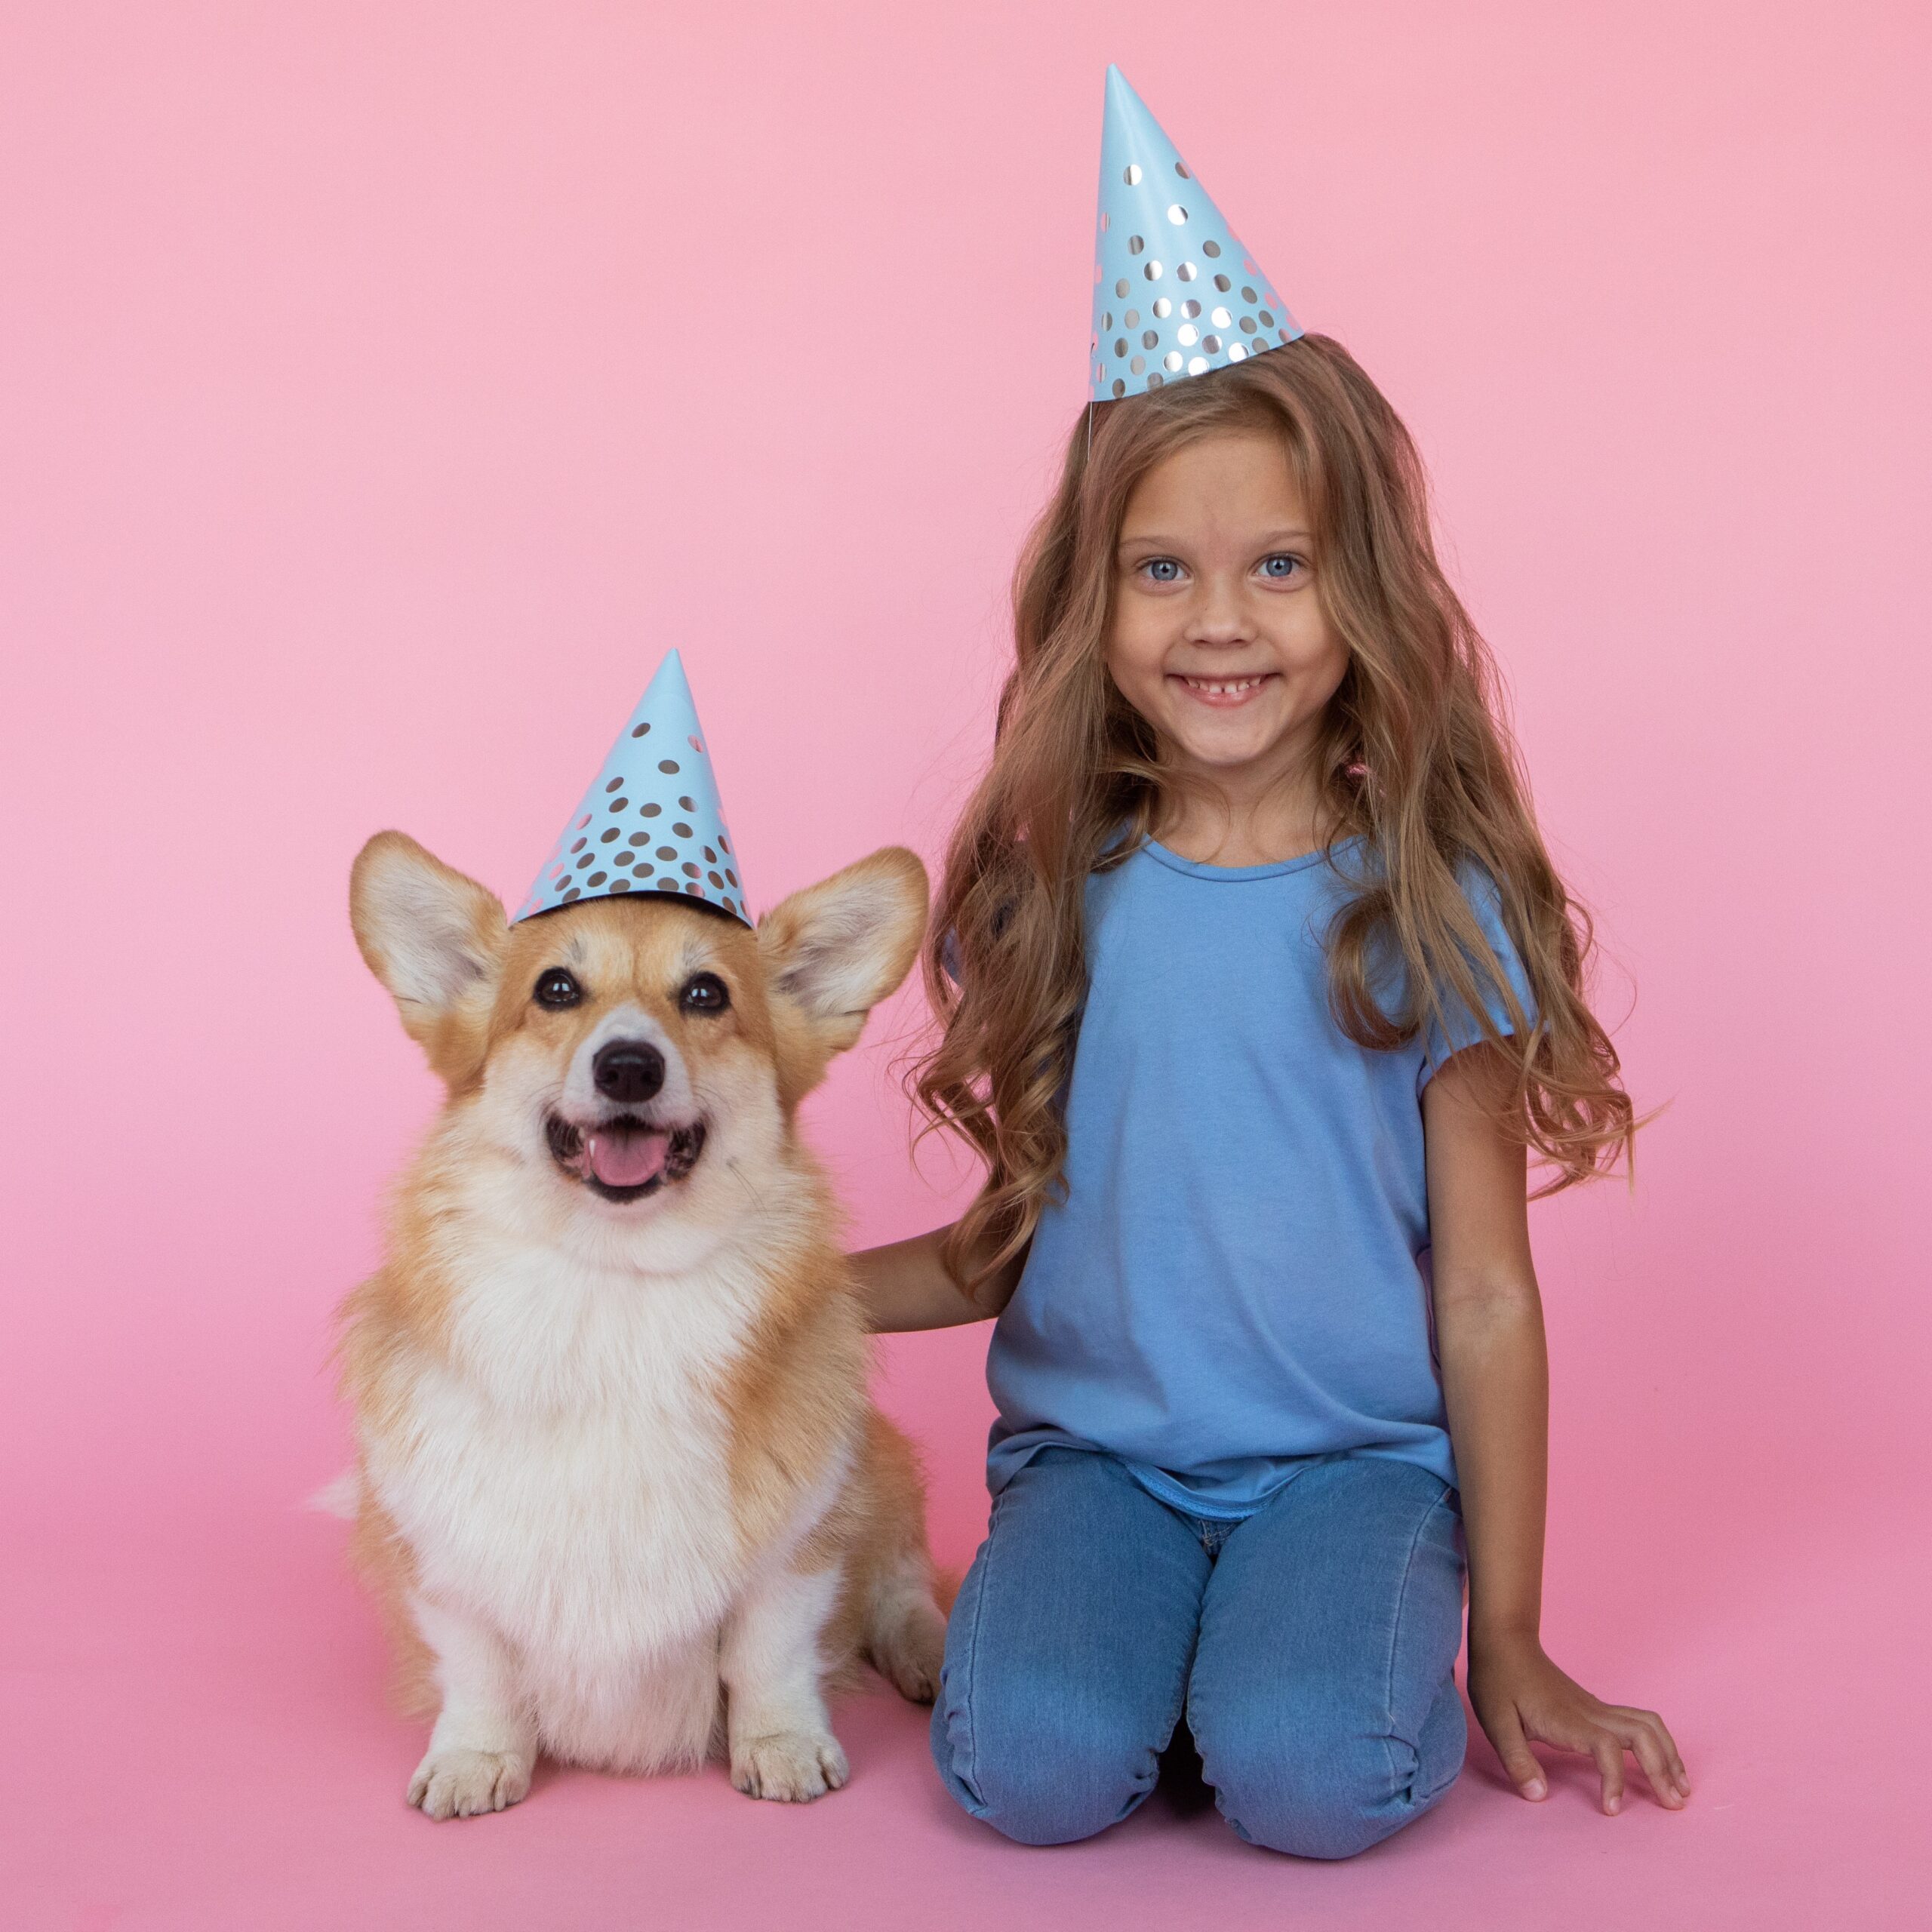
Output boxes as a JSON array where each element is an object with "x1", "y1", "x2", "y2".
[
  {"x1": 512, "y1": 649, "x2": 749, "y2": 927},
  {"x1": 1090, "y1": 65, "x2": 1302, "y2": 401}
]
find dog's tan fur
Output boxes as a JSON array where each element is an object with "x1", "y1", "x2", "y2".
[{"x1": 337, "y1": 833, "x2": 945, "y2": 1818}]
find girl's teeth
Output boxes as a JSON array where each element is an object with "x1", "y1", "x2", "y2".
[{"x1": 1185, "y1": 677, "x2": 1264, "y2": 694}]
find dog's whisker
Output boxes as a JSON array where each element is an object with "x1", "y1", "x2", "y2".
[{"x1": 721, "y1": 1155, "x2": 773, "y2": 1212}]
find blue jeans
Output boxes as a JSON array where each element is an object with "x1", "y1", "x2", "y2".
[{"x1": 931, "y1": 1447, "x2": 1468, "y2": 1857}]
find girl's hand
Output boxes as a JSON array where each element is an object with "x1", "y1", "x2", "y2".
[{"x1": 1466, "y1": 1630, "x2": 1690, "y2": 1814}]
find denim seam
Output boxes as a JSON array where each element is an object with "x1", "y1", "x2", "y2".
[
  {"x1": 1380, "y1": 1491, "x2": 1447, "y2": 1810},
  {"x1": 949, "y1": 1488, "x2": 1007, "y2": 1814}
]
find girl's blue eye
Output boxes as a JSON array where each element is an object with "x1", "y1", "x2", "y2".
[
  {"x1": 1260, "y1": 554, "x2": 1306, "y2": 580},
  {"x1": 1143, "y1": 558, "x2": 1182, "y2": 583}
]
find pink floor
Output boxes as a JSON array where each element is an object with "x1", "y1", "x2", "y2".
[{"x1": 6, "y1": 1463, "x2": 1925, "y2": 1931}]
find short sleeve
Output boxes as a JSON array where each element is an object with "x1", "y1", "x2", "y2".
[{"x1": 1420, "y1": 861, "x2": 1540, "y2": 1088}]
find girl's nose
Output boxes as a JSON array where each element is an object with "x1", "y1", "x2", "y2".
[{"x1": 1184, "y1": 577, "x2": 1254, "y2": 645}]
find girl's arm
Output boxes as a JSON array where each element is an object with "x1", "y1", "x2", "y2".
[
  {"x1": 1424, "y1": 1043, "x2": 1690, "y2": 1816},
  {"x1": 851, "y1": 1223, "x2": 1025, "y2": 1333}
]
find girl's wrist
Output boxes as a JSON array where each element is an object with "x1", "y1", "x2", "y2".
[{"x1": 1469, "y1": 1614, "x2": 1542, "y2": 1656}]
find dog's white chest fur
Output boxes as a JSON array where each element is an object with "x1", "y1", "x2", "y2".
[{"x1": 367, "y1": 1235, "x2": 777, "y2": 1769}]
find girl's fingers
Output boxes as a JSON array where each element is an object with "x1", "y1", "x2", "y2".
[
  {"x1": 1607, "y1": 1705, "x2": 1692, "y2": 1798},
  {"x1": 1488, "y1": 1705, "x2": 1548, "y2": 1800},
  {"x1": 1588, "y1": 1728, "x2": 1626, "y2": 1814},
  {"x1": 1614, "y1": 1714, "x2": 1686, "y2": 1809}
]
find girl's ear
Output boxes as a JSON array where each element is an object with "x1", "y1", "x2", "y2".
[
  {"x1": 349, "y1": 831, "x2": 507, "y2": 1084},
  {"x1": 757, "y1": 847, "x2": 929, "y2": 1106}
]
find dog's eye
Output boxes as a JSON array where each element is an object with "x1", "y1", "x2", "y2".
[
  {"x1": 533, "y1": 968, "x2": 583, "y2": 1010},
  {"x1": 680, "y1": 971, "x2": 730, "y2": 1015}
]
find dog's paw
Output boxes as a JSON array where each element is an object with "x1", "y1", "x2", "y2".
[
  {"x1": 731, "y1": 1729, "x2": 850, "y2": 1803},
  {"x1": 406, "y1": 1746, "x2": 532, "y2": 1820},
  {"x1": 873, "y1": 1595, "x2": 946, "y2": 1705}
]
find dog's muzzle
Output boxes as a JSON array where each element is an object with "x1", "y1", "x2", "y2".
[{"x1": 544, "y1": 1112, "x2": 707, "y2": 1203}]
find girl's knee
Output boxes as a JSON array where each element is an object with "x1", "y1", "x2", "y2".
[
  {"x1": 1197, "y1": 1687, "x2": 1466, "y2": 1859},
  {"x1": 931, "y1": 1681, "x2": 1167, "y2": 1846}
]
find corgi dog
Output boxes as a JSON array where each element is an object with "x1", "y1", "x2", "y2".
[{"x1": 337, "y1": 832, "x2": 946, "y2": 1820}]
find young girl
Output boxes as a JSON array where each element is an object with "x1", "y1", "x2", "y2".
[{"x1": 852, "y1": 335, "x2": 1690, "y2": 1857}]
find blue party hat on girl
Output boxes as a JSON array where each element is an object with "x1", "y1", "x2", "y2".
[
  {"x1": 1090, "y1": 65, "x2": 1302, "y2": 401},
  {"x1": 512, "y1": 649, "x2": 749, "y2": 927}
]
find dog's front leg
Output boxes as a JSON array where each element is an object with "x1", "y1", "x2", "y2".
[
  {"x1": 405, "y1": 1596, "x2": 535, "y2": 1820},
  {"x1": 720, "y1": 1562, "x2": 848, "y2": 1802}
]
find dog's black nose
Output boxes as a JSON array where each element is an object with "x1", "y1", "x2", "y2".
[{"x1": 592, "y1": 1040, "x2": 665, "y2": 1105}]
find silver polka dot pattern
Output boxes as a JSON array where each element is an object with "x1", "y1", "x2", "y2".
[{"x1": 1090, "y1": 73, "x2": 1303, "y2": 401}]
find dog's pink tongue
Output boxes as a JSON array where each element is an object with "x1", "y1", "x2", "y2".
[{"x1": 586, "y1": 1128, "x2": 671, "y2": 1189}]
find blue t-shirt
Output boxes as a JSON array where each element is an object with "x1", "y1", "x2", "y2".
[{"x1": 983, "y1": 833, "x2": 1537, "y2": 1518}]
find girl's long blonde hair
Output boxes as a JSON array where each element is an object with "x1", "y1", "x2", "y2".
[{"x1": 914, "y1": 337, "x2": 1636, "y2": 1294}]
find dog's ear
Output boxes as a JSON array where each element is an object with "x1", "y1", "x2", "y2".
[
  {"x1": 757, "y1": 846, "x2": 929, "y2": 1107},
  {"x1": 350, "y1": 832, "x2": 507, "y2": 1086}
]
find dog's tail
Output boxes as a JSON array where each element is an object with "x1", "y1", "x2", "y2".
[{"x1": 306, "y1": 1469, "x2": 362, "y2": 1520}]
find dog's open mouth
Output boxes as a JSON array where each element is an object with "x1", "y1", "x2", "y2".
[{"x1": 544, "y1": 1113, "x2": 707, "y2": 1202}]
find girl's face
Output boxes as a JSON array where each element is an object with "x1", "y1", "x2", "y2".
[{"x1": 1107, "y1": 430, "x2": 1347, "y2": 793}]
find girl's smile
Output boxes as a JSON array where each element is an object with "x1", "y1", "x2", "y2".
[{"x1": 1171, "y1": 671, "x2": 1279, "y2": 706}]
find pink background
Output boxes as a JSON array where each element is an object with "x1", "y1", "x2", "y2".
[{"x1": 4, "y1": 4, "x2": 1928, "y2": 1926}]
